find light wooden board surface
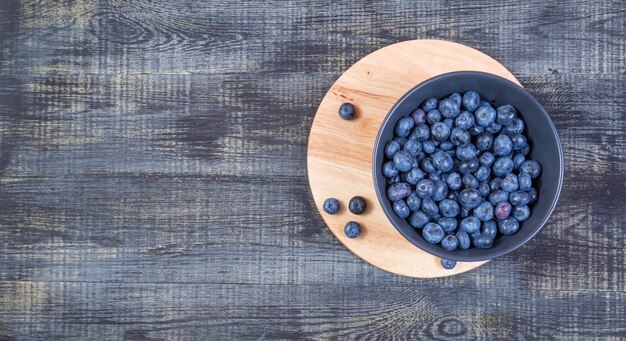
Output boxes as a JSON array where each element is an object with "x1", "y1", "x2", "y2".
[{"x1": 307, "y1": 40, "x2": 522, "y2": 277}]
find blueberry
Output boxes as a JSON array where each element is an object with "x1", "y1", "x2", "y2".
[
  {"x1": 441, "y1": 258, "x2": 457, "y2": 269},
  {"x1": 527, "y1": 187, "x2": 538, "y2": 203},
  {"x1": 404, "y1": 139, "x2": 422, "y2": 156},
  {"x1": 509, "y1": 191, "x2": 531, "y2": 206},
  {"x1": 502, "y1": 118, "x2": 524, "y2": 135},
  {"x1": 492, "y1": 157, "x2": 514, "y2": 176},
  {"x1": 421, "y1": 97, "x2": 438, "y2": 112},
  {"x1": 441, "y1": 234, "x2": 459, "y2": 251},
  {"x1": 519, "y1": 144, "x2": 530, "y2": 155},
  {"x1": 473, "y1": 234, "x2": 494, "y2": 249},
  {"x1": 479, "y1": 100, "x2": 491, "y2": 107},
  {"x1": 439, "y1": 198, "x2": 460, "y2": 217},
  {"x1": 323, "y1": 198, "x2": 339, "y2": 214},
  {"x1": 510, "y1": 134, "x2": 527, "y2": 151},
  {"x1": 455, "y1": 111, "x2": 475, "y2": 129},
  {"x1": 474, "y1": 105, "x2": 497, "y2": 127},
  {"x1": 475, "y1": 132, "x2": 493, "y2": 151},
  {"x1": 450, "y1": 128, "x2": 471, "y2": 146},
  {"x1": 383, "y1": 161, "x2": 399, "y2": 178},
  {"x1": 406, "y1": 192, "x2": 422, "y2": 211},
  {"x1": 459, "y1": 207, "x2": 470, "y2": 218},
  {"x1": 392, "y1": 199, "x2": 410, "y2": 218},
  {"x1": 520, "y1": 160, "x2": 542, "y2": 179},
  {"x1": 339, "y1": 103, "x2": 355, "y2": 120},
  {"x1": 416, "y1": 151, "x2": 426, "y2": 162},
  {"x1": 446, "y1": 172, "x2": 462, "y2": 190},
  {"x1": 458, "y1": 158, "x2": 480, "y2": 174},
  {"x1": 474, "y1": 165, "x2": 491, "y2": 182},
  {"x1": 512, "y1": 205, "x2": 531, "y2": 222},
  {"x1": 486, "y1": 122, "x2": 502, "y2": 134},
  {"x1": 443, "y1": 118, "x2": 454, "y2": 128},
  {"x1": 498, "y1": 217, "x2": 519, "y2": 236},
  {"x1": 409, "y1": 210, "x2": 430, "y2": 229},
  {"x1": 501, "y1": 173, "x2": 519, "y2": 192},
  {"x1": 449, "y1": 92, "x2": 462, "y2": 105},
  {"x1": 496, "y1": 104, "x2": 517, "y2": 126},
  {"x1": 431, "y1": 122, "x2": 451, "y2": 142},
  {"x1": 438, "y1": 217, "x2": 458, "y2": 232},
  {"x1": 344, "y1": 221, "x2": 362, "y2": 238},
  {"x1": 468, "y1": 125, "x2": 484, "y2": 136},
  {"x1": 421, "y1": 197, "x2": 439, "y2": 217},
  {"x1": 489, "y1": 177, "x2": 502, "y2": 191},
  {"x1": 431, "y1": 180, "x2": 449, "y2": 201},
  {"x1": 387, "y1": 182, "x2": 412, "y2": 201},
  {"x1": 432, "y1": 150, "x2": 454, "y2": 172},
  {"x1": 349, "y1": 196, "x2": 367, "y2": 214},
  {"x1": 482, "y1": 220, "x2": 497, "y2": 239},
  {"x1": 494, "y1": 134, "x2": 513, "y2": 156},
  {"x1": 416, "y1": 179, "x2": 435, "y2": 198},
  {"x1": 426, "y1": 109, "x2": 442, "y2": 124},
  {"x1": 460, "y1": 216, "x2": 481, "y2": 233},
  {"x1": 489, "y1": 190, "x2": 509, "y2": 205},
  {"x1": 456, "y1": 144, "x2": 478, "y2": 161},
  {"x1": 479, "y1": 151, "x2": 495, "y2": 167},
  {"x1": 462, "y1": 91, "x2": 481, "y2": 112},
  {"x1": 474, "y1": 201, "x2": 494, "y2": 221},
  {"x1": 459, "y1": 188, "x2": 481, "y2": 209},
  {"x1": 439, "y1": 140, "x2": 455, "y2": 151},
  {"x1": 393, "y1": 150, "x2": 414, "y2": 172},
  {"x1": 405, "y1": 167, "x2": 425, "y2": 185},
  {"x1": 411, "y1": 108, "x2": 427, "y2": 125},
  {"x1": 413, "y1": 123, "x2": 430, "y2": 141},
  {"x1": 395, "y1": 116, "x2": 415, "y2": 137},
  {"x1": 387, "y1": 175, "x2": 400, "y2": 184},
  {"x1": 384, "y1": 140, "x2": 401, "y2": 159},
  {"x1": 518, "y1": 172, "x2": 532, "y2": 191},
  {"x1": 456, "y1": 230, "x2": 471, "y2": 249},
  {"x1": 422, "y1": 141, "x2": 436, "y2": 154},
  {"x1": 420, "y1": 157, "x2": 438, "y2": 174},
  {"x1": 513, "y1": 153, "x2": 526, "y2": 169},
  {"x1": 428, "y1": 173, "x2": 441, "y2": 181},
  {"x1": 462, "y1": 173, "x2": 479, "y2": 189},
  {"x1": 438, "y1": 98, "x2": 461, "y2": 118},
  {"x1": 394, "y1": 136, "x2": 408, "y2": 147},
  {"x1": 422, "y1": 223, "x2": 445, "y2": 243},
  {"x1": 478, "y1": 181, "x2": 491, "y2": 197},
  {"x1": 495, "y1": 201, "x2": 512, "y2": 219}
]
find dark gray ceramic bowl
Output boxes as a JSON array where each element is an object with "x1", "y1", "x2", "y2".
[{"x1": 373, "y1": 71, "x2": 563, "y2": 262}]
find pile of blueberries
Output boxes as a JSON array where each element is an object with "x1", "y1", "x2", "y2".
[{"x1": 382, "y1": 91, "x2": 542, "y2": 264}]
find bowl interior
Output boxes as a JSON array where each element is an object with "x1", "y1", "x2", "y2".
[{"x1": 373, "y1": 71, "x2": 563, "y2": 262}]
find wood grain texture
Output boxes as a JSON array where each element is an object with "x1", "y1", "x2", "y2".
[
  {"x1": 308, "y1": 40, "x2": 525, "y2": 277},
  {"x1": 0, "y1": 0, "x2": 624, "y2": 340}
]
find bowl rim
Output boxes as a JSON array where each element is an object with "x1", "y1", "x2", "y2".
[{"x1": 372, "y1": 71, "x2": 564, "y2": 262}]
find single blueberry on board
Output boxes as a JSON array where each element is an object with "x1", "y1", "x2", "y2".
[
  {"x1": 475, "y1": 132, "x2": 493, "y2": 151},
  {"x1": 431, "y1": 122, "x2": 451, "y2": 142},
  {"x1": 441, "y1": 234, "x2": 459, "y2": 251},
  {"x1": 426, "y1": 109, "x2": 442, "y2": 124},
  {"x1": 474, "y1": 105, "x2": 497, "y2": 127},
  {"x1": 422, "y1": 223, "x2": 445, "y2": 244},
  {"x1": 438, "y1": 217, "x2": 458, "y2": 232},
  {"x1": 493, "y1": 134, "x2": 513, "y2": 156},
  {"x1": 416, "y1": 179, "x2": 435, "y2": 198},
  {"x1": 395, "y1": 116, "x2": 415, "y2": 137},
  {"x1": 431, "y1": 180, "x2": 449, "y2": 201},
  {"x1": 482, "y1": 220, "x2": 498, "y2": 239},
  {"x1": 474, "y1": 201, "x2": 494, "y2": 221},
  {"x1": 421, "y1": 97, "x2": 438, "y2": 112},
  {"x1": 518, "y1": 172, "x2": 532, "y2": 191},
  {"x1": 489, "y1": 190, "x2": 510, "y2": 206},
  {"x1": 493, "y1": 157, "x2": 514, "y2": 176},
  {"x1": 456, "y1": 144, "x2": 478, "y2": 161},
  {"x1": 456, "y1": 230, "x2": 471, "y2": 249},
  {"x1": 433, "y1": 150, "x2": 454, "y2": 172},
  {"x1": 455, "y1": 111, "x2": 475, "y2": 129},
  {"x1": 513, "y1": 205, "x2": 531, "y2": 222},
  {"x1": 421, "y1": 197, "x2": 440, "y2": 217},
  {"x1": 323, "y1": 198, "x2": 339, "y2": 215},
  {"x1": 450, "y1": 128, "x2": 471, "y2": 146},
  {"x1": 509, "y1": 191, "x2": 531, "y2": 206},
  {"x1": 479, "y1": 152, "x2": 495, "y2": 167},
  {"x1": 441, "y1": 258, "x2": 457, "y2": 270},
  {"x1": 349, "y1": 196, "x2": 367, "y2": 214},
  {"x1": 339, "y1": 103, "x2": 355, "y2": 120},
  {"x1": 496, "y1": 104, "x2": 517, "y2": 126},
  {"x1": 446, "y1": 172, "x2": 462, "y2": 190},
  {"x1": 385, "y1": 140, "x2": 401, "y2": 159},
  {"x1": 459, "y1": 188, "x2": 482, "y2": 209},
  {"x1": 406, "y1": 192, "x2": 422, "y2": 211},
  {"x1": 409, "y1": 210, "x2": 430, "y2": 229},
  {"x1": 498, "y1": 217, "x2": 520, "y2": 236},
  {"x1": 462, "y1": 90, "x2": 481, "y2": 112},
  {"x1": 438, "y1": 98, "x2": 461, "y2": 118},
  {"x1": 439, "y1": 198, "x2": 460, "y2": 218},
  {"x1": 478, "y1": 181, "x2": 491, "y2": 197},
  {"x1": 387, "y1": 182, "x2": 412, "y2": 201},
  {"x1": 344, "y1": 221, "x2": 362, "y2": 238},
  {"x1": 393, "y1": 150, "x2": 414, "y2": 172},
  {"x1": 392, "y1": 200, "x2": 411, "y2": 218},
  {"x1": 501, "y1": 173, "x2": 519, "y2": 192},
  {"x1": 495, "y1": 201, "x2": 512, "y2": 219},
  {"x1": 411, "y1": 108, "x2": 427, "y2": 125},
  {"x1": 460, "y1": 216, "x2": 481, "y2": 233},
  {"x1": 383, "y1": 161, "x2": 399, "y2": 178},
  {"x1": 520, "y1": 160, "x2": 542, "y2": 179}
]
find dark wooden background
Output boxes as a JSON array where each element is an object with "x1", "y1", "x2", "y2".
[{"x1": 0, "y1": 0, "x2": 624, "y2": 340}]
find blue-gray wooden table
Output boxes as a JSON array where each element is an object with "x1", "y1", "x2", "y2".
[{"x1": 0, "y1": 1, "x2": 624, "y2": 340}]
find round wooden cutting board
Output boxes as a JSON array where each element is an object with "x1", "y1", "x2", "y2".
[{"x1": 307, "y1": 40, "x2": 521, "y2": 278}]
